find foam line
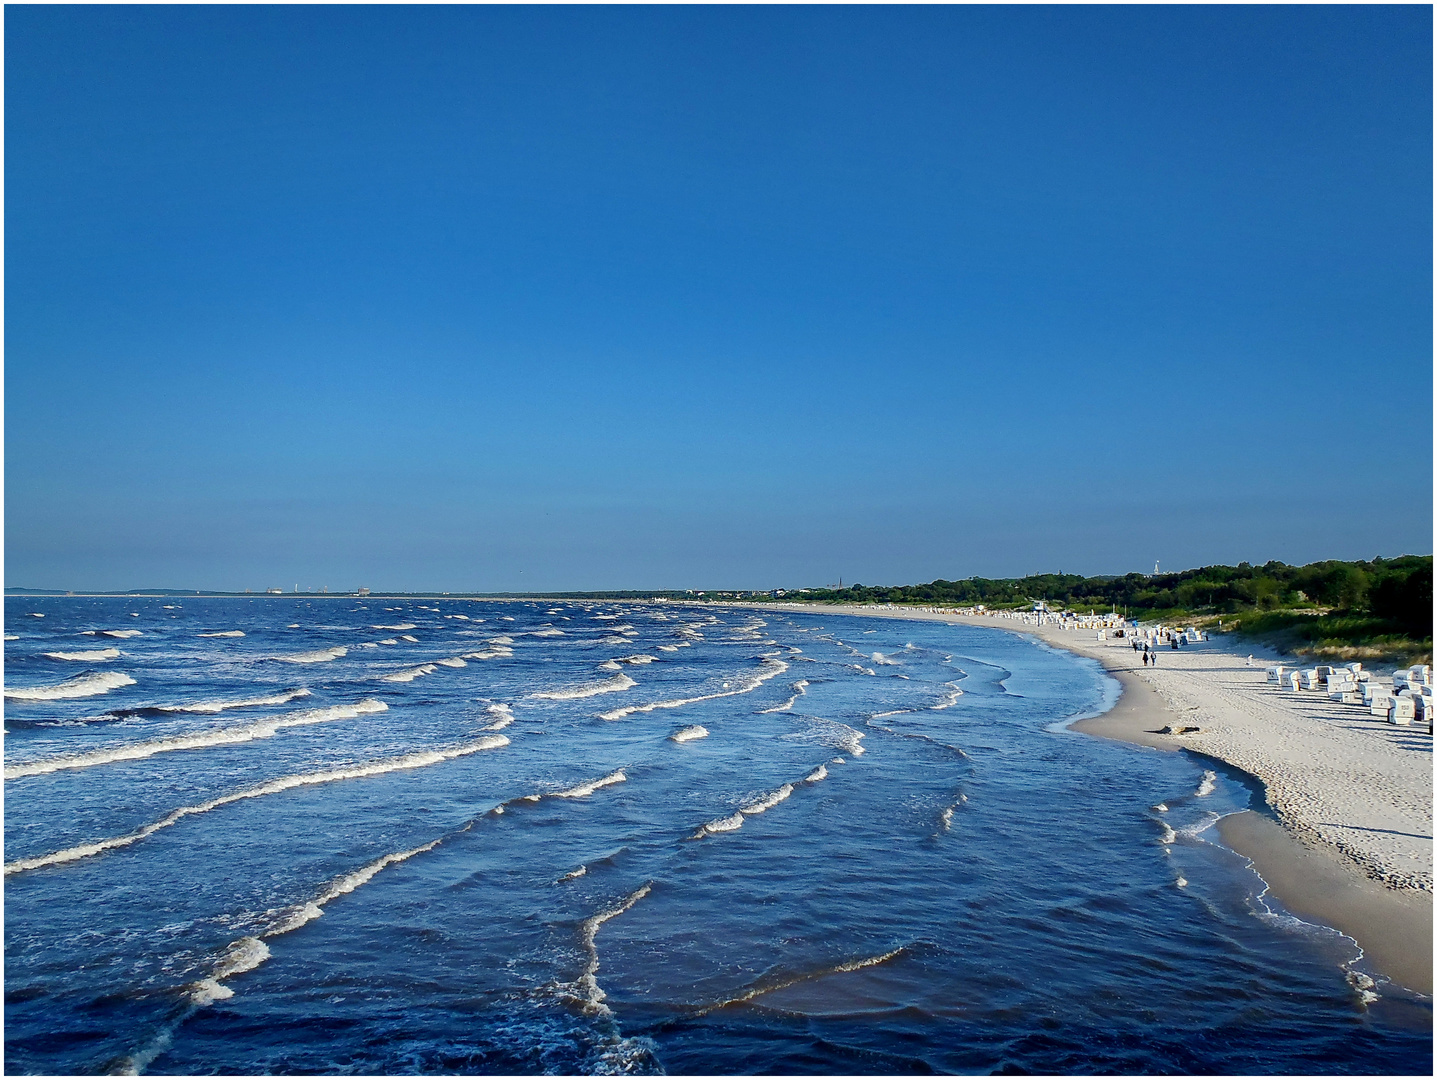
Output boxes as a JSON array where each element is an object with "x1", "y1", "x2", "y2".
[
  {"x1": 600, "y1": 658, "x2": 788, "y2": 721},
  {"x1": 575, "y1": 883, "x2": 653, "y2": 1015},
  {"x1": 551, "y1": 770, "x2": 627, "y2": 798},
  {"x1": 482, "y1": 703, "x2": 515, "y2": 731},
  {"x1": 4, "y1": 672, "x2": 136, "y2": 700},
  {"x1": 670, "y1": 725, "x2": 709, "y2": 743},
  {"x1": 100, "y1": 629, "x2": 143, "y2": 639},
  {"x1": 275, "y1": 646, "x2": 347, "y2": 664},
  {"x1": 4, "y1": 700, "x2": 388, "y2": 780},
  {"x1": 760, "y1": 679, "x2": 809, "y2": 714},
  {"x1": 198, "y1": 631, "x2": 245, "y2": 638},
  {"x1": 158, "y1": 688, "x2": 313, "y2": 714},
  {"x1": 530, "y1": 672, "x2": 637, "y2": 701},
  {"x1": 43, "y1": 648, "x2": 121, "y2": 662},
  {"x1": 692, "y1": 946, "x2": 908, "y2": 1016},
  {"x1": 4, "y1": 735, "x2": 508, "y2": 875}
]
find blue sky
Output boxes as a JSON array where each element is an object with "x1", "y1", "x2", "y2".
[{"x1": 6, "y1": 5, "x2": 1431, "y2": 592}]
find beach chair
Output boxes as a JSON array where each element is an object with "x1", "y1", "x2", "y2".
[
  {"x1": 1388, "y1": 696, "x2": 1415, "y2": 726},
  {"x1": 1301, "y1": 669, "x2": 1322, "y2": 691},
  {"x1": 1287, "y1": 671, "x2": 1303, "y2": 692}
]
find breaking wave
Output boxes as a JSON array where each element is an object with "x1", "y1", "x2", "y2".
[
  {"x1": 275, "y1": 646, "x2": 347, "y2": 664},
  {"x1": 670, "y1": 725, "x2": 709, "y2": 743},
  {"x1": 599, "y1": 658, "x2": 788, "y2": 721},
  {"x1": 158, "y1": 688, "x2": 312, "y2": 714},
  {"x1": 530, "y1": 673, "x2": 637, "y2": 701},
  {"x1": 4, "y1": 735, "x2": 509, "y2": 876},
  {"x1": 552, "y1": 770, "x2": 627, "y2": 798},
  {"x1": 4, "y1": 671, "x2": 136, "y2": 701},
  {"x1": 197, "y1": 630, "x2": 245, "y2": 638},
  {"x1": 43, "y1": 648, "x2": 121, "y2": 662},
  {"x1": 4, "y1": 700, "x2": 389, "y2": 780}
]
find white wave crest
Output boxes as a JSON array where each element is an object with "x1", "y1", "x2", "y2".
[
  {"x1": 805, "y1": 765, "x2": 828, "y2": 783},
  {"x1": 552, "y1": 770, "x2": 627, "y2": 798},
  {"x1": 372, "y1": 623, "x2": 417, "y2": 630},
  {"x1": 530, "y1": 672, "x2": 637, "y2": 701},
  {"x1": 4, "y1": 700, "x2": 389, "y2": 780},
  {"x1": 692, "y1": 812, "x2": 745, "y2": 839},
  {"x1": 1196, "y1": 770, "x2": 1217, "y2": 797},
  {"x1": 435, "y1": 657, "x2": 467, "y2": 668},
  {"x1": 4, "y1": 671, "x2": 136, "y2": 701},
  {"x1": 43, "y1": 648, "x2": 121, "y2": 662},
  {"x1": 4, "y1": 735, "x2": 508, "y2": 876},
  {"x1": 575, "y1": 882, "x2": 652, "y2": 1014},
  {"x1": 670, "y1": 725, "x2": 709, "y2": 743},
  {"x1": 400, "y1": 635, "x2": 419, "y2": 642},
  {"x1": 464, "y1": 646, "x2": 514, "y2": 660},
  {"x1": 599, "y1": 658, "x2": 788, "y2": 721},
  {"x1": 198, "y1": 630, "x2": 246, "y2": 638},
  {"x1": 482, "y1": 703, "x2": 515, "y2": 731},
  {"x1": 381, "y1": 663, "x2": 439, "y2": 682},
  {"x1": 932, "y1": 683, "x2": 964, "y2": 709},
  {"x1": 158, "y1": 688, "x2": 312, "y2": 714},
  {"x1": 740, "y1": 783, "x2": 794, "y2": 815},
  {"x1": 276, "y1": 646, "x2": 347, "y2": 664},
  {"x1": 100, "y1": 629, "x2": 143, "y2": 638},
  {"x1": 530, "y1": 628, "x2": 566, "y2": 637},
  {"x1": 870, "y1": 652, "x2": 901, "y2": 666},
  {"x1": 760, "y1": 679, "x2": 809, "y2": 714},
  {"x1": 560, "y1": 865, "x2": 588, "y2": 881}
]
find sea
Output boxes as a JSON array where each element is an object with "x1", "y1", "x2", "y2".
[{"x1": 4, "y1": 596, "x2": 1431, "y2": 1075}]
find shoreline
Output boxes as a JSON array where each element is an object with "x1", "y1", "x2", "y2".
[{"x1": 739, "y1": 601, "x2": 1432, "y2": 997}]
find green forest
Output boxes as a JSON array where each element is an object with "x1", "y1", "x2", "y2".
[{"x1": 769, "y1": 555, "x2": 1433, "y2": 663}]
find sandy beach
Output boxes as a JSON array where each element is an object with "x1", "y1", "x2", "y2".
[{"x1": 747, "y1": 601, "x2": 1433, "y2": 996}]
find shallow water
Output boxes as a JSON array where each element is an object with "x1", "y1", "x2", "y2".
[{"x1": 4, "y1": 597, "x2": 1430, "y2": 1074}]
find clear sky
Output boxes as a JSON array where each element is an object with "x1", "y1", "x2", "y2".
[{"x1": 6, "y1": 5, "x2": 1432, "y2": 592}]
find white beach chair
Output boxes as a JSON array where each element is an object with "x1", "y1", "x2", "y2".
[{"x1": 1388, "y1": 697, "x2": 1416, "y2": 726}]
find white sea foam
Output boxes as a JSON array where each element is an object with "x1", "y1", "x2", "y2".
[
  {"x1": 870, "y1": 651, "x2": 901, "y2": 666},
  {"x1": 1196, "y1": 770, "x2": 1217, "y2": 797},
  {"x1": 373, "y1": 623, "x2": 417, "y2": 630},
  {"x1": 552, "y1": 770, "x2": 627, "y2": 798},
  {"x1": 435, "y1": 657, "x2": 467, "y2": 668},
  {"x1": 1158, "y1": 822, "x2": 1178, "y2": 846},
  {"x1": 4, "y1": 634, "x2": 19, "y2": 641},
  {"x1": 4, "y1": 671, "x2": 136, "y2": 701},
  {"x1": 805, "y1": 764, "x2": 828, "y2": 783},
  {"x1": 382, "y1": 663, "x2": 439, "y2": 682},
  {"x1": 158, "y1": 688, "x2": 312, "y2": 714},
  {"x1": 488, "y1": 636, "x2": 515, "y2": 646},
  {"x1": 575, "y1": 882, "x2": 652, "y2": 1015},
  {"x1": 740, "y1": 783, "x2": 794, "y2": 815},
  {"x1": 43, "y1": 648, "x2": 122, "y2": 662},
  {"x1": 599, "y1": 658, "x2": 788, "y2": 721},
  {"x1": 530, "y1": 628, "x2": 566, "y2": 637},
  {"x1": 482, "y1": 703, "x2": 515, "y2": 731},
  {"x1": 399, "y1": 635, "x2": 419, "y2": 642},
  {"x1": 789, "y1": 716, "x2": 866, "y2": 756},
  {"x1": 4, "y1": 700, "x2": 388, "y2": 779},
  {"x1": 620, "y1": 654, "x2": 657, "y2": 665},
  {"x1": 689, "y1": 945, "x2": 908, "y2": 1016},
  {"x1": 377, "y1": 638, "x2": 400, "y2": 645},
  {"x1": 198, "y1": 630, "x2": 245, "y2": 638},
  {"x1": 464, "y1": 646, "x2": 514, "y2": 660},
  {"x1": 28, "y1": 612, "x2": 45, "y2": 618},
  {"x1": 932, "y1": 683, "x2": 964, "y2": 709},
  {"x1": 276, "y1": 646, "x2": 347, "y2": 664},
  {"x1": 670, "y1": 725, "x2": 709, "y2": 743},
  {"x1": 530, "y1": 672, "x2": 637, "y2": 701},
  {"x1": 597, "y1": 660, "x2": 623, "y2": 672},
  {"x1": 560, "y1": 865, "x2": 588, "y2": 881},
  {"x1": 101, "y1": 629, "x2": 143, "y2": 639},
  {"x1": 760, "y1": 679, "x2": 809, "y2": 714},
  {"x1": 4, "y1": 735, "x2": 508, "y2": 876},
  {"x1": 692, "y1": 812, "x2": 745, "y2": 838}
]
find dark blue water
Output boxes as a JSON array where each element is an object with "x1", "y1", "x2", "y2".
[{"x1": 4, "y1": 597, "x2": 1430, "y2": 1074}]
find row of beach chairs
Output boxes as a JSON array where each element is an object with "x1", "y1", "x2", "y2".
[{"x1": 1265, "y1": 663, "x2": 1433, "y2": 729}]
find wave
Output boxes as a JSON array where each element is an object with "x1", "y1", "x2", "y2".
[
  {"x1": 552, "y1": 770, "x2": 627, "y2": 798},
  {"x1": 435, "y1": 657, "x2": 467, "y2": 668},
  {"x1": 530, "y1": 628, "x2": 566, "y2": 637},
  {"x1": 599, "y1": 658, "x2": 788, "y2": 721},
  {"x1": 620, "y1": 654, "x2": 657, "y2": 665},
  {"x1": 575, "y1": 883, "x2": 652, "y2": 1015},
  {"x1": 691, "y1": 946, "x2": 907, "y2": 1017},
  {"x1": 805, "y1": 764, "x2": 828, "y2": 783},
  {"x1": 1157, "y1": 822, "x2": 1178, "y2": 846},
  {"x1": 372, "y1": 623, "x2": 417, "y2": 631},
  {"x1": 464, "y1": 646, "x2": 514, "y2": 660},
  {"x1": 4, "y1": 735, "x2": 509, "y2": 876},
  {"x1": 198, "y1": 631, "x2": 245, "y2": 638},
  {"x1": 691, "y1": 812, "x2": 745, "y2": 839},
  {"x1": 482, "y1": 703, "x2": 515, "y2": 731},
  {"x1": 932, "y1": 683, "x2": 964, "y2": 709},
  {"x1": 788, "y1": 716, "x2": 866, "y2": 756},
  {"x1": 1196, "y1": 770, "x2": 1217, "y2": 797},
  {"x1": 43, "y1": 648, "x2": 121, "y2": 662},
  {"x1": 4, "y1": 634, "x2": 18, "y2": 641},
  {"x1": 597, "y1": 660, "x2": 622, "y2": 672},
  {"x1": 158, "y1": 688, "x2": 312, "y2": 714},
  {"x1": 4, "y1": 671, "x2": 136, "y2": 701},
  {"x1": 399, "y1": 635, "x2": 419, "y2": 642},
  {"x1": 670, "y1": 725, "x2": 709, "y2": 743},
  {"x1": 275, "y1": 646, "x2": 347, "y2": 664},
  {"x1": 559, "y1": 865, "x2": 587, "y2": 881},
  {"x1": 100, "y1": 629, "x2": 143, "y2": 639},
  {"x1": 185, "y1": 837, "x2": 443, "y2": 1010},
  {"x1": 740, "y1": 783, "x2": 794, "y2": 815},
  {"x1": 760, "y1": 679, "x2": 809, "y2": 714},
  {"x1": 4, "y1": 700, "x2": 389, "y2": 780},
  {"x1": 530, "y1": 672, "x2": 637, "y2": 701},
  {"x1": 382, "y1": 663, "x2": 439, "y2": 682},
  {"x1": 488, "y1": 636, "x2": 516, "y2": 646},
  {"x1": 870, "y1": 652, "x2": 901, "y2": 666}
]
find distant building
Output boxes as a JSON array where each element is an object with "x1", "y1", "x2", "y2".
[
  {"x1": 356, "y1": 588, "x2": 371, "y2": 597},
  {"x1": 266, "y1": 588, "x2": 283, "y2": 595}
]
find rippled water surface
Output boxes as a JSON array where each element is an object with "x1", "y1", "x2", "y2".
[{"x1": 4, "y1": 597, "x2": 1430, "y2": 1074}]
